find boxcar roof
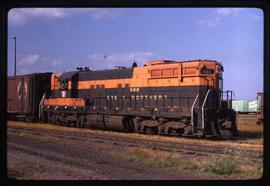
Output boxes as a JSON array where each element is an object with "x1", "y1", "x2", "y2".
[{"x1": 8, "y1": 72, "x2": 52, "y2": 79}]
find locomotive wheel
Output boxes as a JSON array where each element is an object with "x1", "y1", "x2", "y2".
[
  {"x1": 183, "y1": 125, "x2": 193, "y2": 136},
  {"x1": 79, "y1": 117, "x2": 87, "y2": 128},
  {"x1": 167, "y1": 128, "x2": 172, "y2": 135},
  {"x1": 47, "y1": 113, "x2": 53, "y2": 124},
  {"x1": 82, "y1": 118, "x2": 88, "y2": 128},
  {"x1": 134, "y1": 123, "x2": 142, "y2": 133},
  {"x1": 152, "y1": 126, "x2": 159, "y2": 134},
  {"x1": 68, "y1": 120, "x2": 76, "y2": 128},
  {"x1": 128, "y1": 119, "x2": 135, "y2": 132},
  {"x1": 76, "y1": 118, "x2": 82, "y2": 128},
  {"x1": 54, "y1": 113, "x2": 59, "y2": 125},
  {"x1": 220, "y1": 121, "x2": 237, "y2": 137},
  {"x1": 59, "y1": 115, "x2": 66, "y2": 126},
  {"x1": 256, "y1": 120, "x2": 261, "y2": 125},
  {"x1": 231, "y1": 125, "x2": 238, "y2": 137},
  {"x1": 166, "y1": 128, "x2": 181, "y2": 136},
  {"x1": 52, "y1": 114, "x2": 57, "y2": 124},
  {"x1": 142, "y1": 126, "x2": 148, "y2": 133},
  {"x1": 158, "y1": 125, "x2": 166, "y2": 134},
  {"x1": 123, "y1": 116, "x2": 135, "y2": 132},
  {"x1": 145, "y1": 126, "x2": 158, "y2": 134},
  {"x1": 164, "y1": 126, "x2": 172, "y2": 135},
  {"x1": 25, "y1": 116, "x2": 34, "y2": 123},
  {"x1": 146, "y1": 128, "x2": 151, "y2": 134},
  {"x1": 47, "y1": 113, "x2": 50, "y2": 123}
]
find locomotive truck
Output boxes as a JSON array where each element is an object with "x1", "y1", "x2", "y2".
[{"x1": 38, "y1": 59, "x2": 237, "y2": 137}]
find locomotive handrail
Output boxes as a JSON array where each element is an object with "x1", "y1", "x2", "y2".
[
  {"x1": 39, "y1": 93, "x2": 46, "y2": 120},
  {"x1": 191, "y1": 93, "x2": 199, "y2": 128},
  {"x1": 202, "y1": 89, "x2": 212, "y2": 130}
]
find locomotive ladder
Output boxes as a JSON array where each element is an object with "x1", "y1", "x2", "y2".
[
  {"x1": 201, "y1": 89, "x2": 212, "y2": 131},
  {"x1": 191, "y1": 89, "x2": 212, "y2": 136},
  {"x1": 191, "y1": 93, "x2": 199, "y2": 133}
]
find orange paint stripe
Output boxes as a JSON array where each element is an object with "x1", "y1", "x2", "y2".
[{"x1": 44, "y1": 98, "x2": 85, "y2": 107}]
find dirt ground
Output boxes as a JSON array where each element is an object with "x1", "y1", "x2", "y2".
[
  {"x1": 8, "y1": 127, "x2": 203, "y2": 180},
  {"x1": 7, "y1": 115, "x2": 263, "y2": 180}
]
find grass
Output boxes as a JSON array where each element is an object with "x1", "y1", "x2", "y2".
[
  {"x1": 202, "y1": 156, "x2": 242, "y2": 175},
  {"x1": 113, "y1": 146, "x2": 200, "y2": 169},
  {"x1": 9, "y1": 129, "x2": 63, "y2": 143},
  {"x1": 237, "y1": 114, "x2": 263, "y2": 139},
  {"x1": 181, "y1": 159, "x2": 199, "y2": 170},
  {"x1": 201, "y1": 155, "x2": 263, "y2": 179},
  {"x1": 119, "y1": 147, "x2": 200, "y2": 170},
  {"x1": 238, "y1": 164, "x2": 263, "y2": 179},
  {"x1": 115, "y1": 146, "x2": 263, "y2": 179},
  {"x1": 125, "y1": 147, "x2": 182, "y2": 168}
]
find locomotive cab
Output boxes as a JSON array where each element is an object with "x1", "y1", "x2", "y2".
[{"x1": 195, "y1": 62, "x2": 237, "y2": 137}]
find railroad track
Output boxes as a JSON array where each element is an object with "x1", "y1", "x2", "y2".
[{"x1": 8, "y1": 124, "x2": 263, "y2": 159}]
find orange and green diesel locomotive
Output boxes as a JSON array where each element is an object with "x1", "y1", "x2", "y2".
[{"x1": 41, "y1": 59, "x2": 237, "y2": 137}]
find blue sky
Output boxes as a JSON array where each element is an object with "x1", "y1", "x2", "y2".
[{"x1": 7, "y1": 8, "x2": 263, "y2": 99}]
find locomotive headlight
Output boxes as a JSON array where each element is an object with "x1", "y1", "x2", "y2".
[
  {"x1": 74, "y1": 106, "x2": 77, "y2": 109},
  {"x1": 216, "y1": 65, "x2": 222, "y2": 72},
  {"x1": 115, "y1": 107, "x2": 119, "y2": 110},
  {"x1": 65, "y1": 106, "x2": 67, "y2": 109},
  {"x1": 47, "y1": 106, "x2": 50, "y2": 108},
  {"x1": 154, "y1": 108, "x2": 158, "y2": 111}
]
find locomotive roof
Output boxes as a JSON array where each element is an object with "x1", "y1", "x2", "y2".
[
  {"x1": 145, "y1": 59, "x2": 222, "y2": 67},
  {"x1": 59, "y1": 68, "x2": 134, "y2": 81},
  {"x1": 58, "y1": 59, "x2": 222, "y2": 81},
  {"x1": 180, "y1": 59, "x2": 222, "y2": 66}
]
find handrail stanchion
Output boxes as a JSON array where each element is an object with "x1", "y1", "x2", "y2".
[
  {"x1": 191, "y1": 93, "x2": 199, "y2": 129},
  {"x1": 202, "y1": 89, "x2": 212, "y2": 131}
]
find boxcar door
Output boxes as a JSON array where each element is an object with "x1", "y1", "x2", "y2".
[
  {"x1": 22, "y1": 76, "x2": 31, "y2": 114},
  {"x1": 7, "y1": 78, "x2": 17, "y2": 113},
  {"x1": 16, "y1": 78, "x2": 24, "y2": 113}
]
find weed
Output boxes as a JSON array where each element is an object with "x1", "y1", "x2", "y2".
[
  {"x1": 154, "y1": 158, "x2": 181, "y2": 168},
  {"x1": 125, "y1": 147, "x2": 182, "y2": 168},
  {"x1": 181, "y1": 159, "x2": 198, "y2": 170},
  {"x1": 238, "y1": 165, "x2": 263, "y2": 179},
  {"x1": 202, "y1": 156, "x2": 242, "y2": 175}
]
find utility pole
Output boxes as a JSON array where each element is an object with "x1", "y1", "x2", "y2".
[{"x1": 14, "y1": 37, "x2": 16, "y2": 76}]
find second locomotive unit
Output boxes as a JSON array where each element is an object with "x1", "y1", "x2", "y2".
[{"x1": 41, "y1": 59, "x2": 237, "y2": 137}]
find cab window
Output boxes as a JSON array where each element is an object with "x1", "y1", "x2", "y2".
[{"x1": 200, "y1": 67, "x2": 214, "y2": 74}]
